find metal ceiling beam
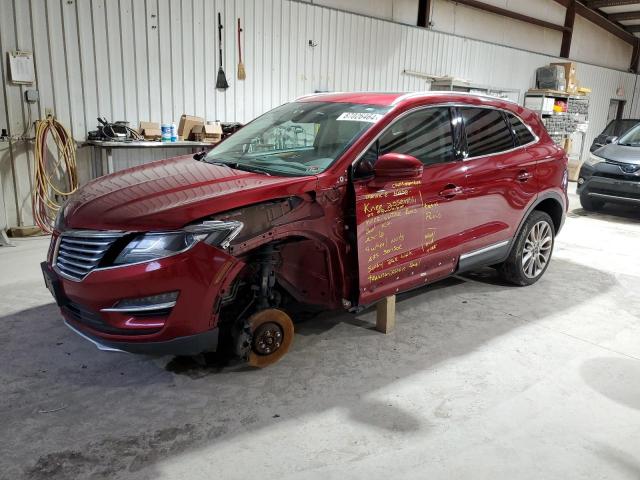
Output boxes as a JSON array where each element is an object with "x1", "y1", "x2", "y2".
[
  {"x1": 449, "y1": 0, "x2": 569, "y2": 32},
  {"x1": 561, "y1": 0, "x2": 577, "y2": 57},
  {"x1": 574, "y1": 2, "x2": 637, "y2": 44},
  {"x1": 631, "y1": 38, "x2": 640, "y2": 72},
  {"x1": 553, "y1": 0, "x2": 638, "y2": 70},
  {"x1": 587, "y1": 0, "x2": 640, "y2": 8},
  {"x1": 609, "y1": 11, "x2": 640, "y2": 20}
]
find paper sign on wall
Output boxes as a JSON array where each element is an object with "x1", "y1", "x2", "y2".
[{"x1": 8, "y1": 51, "x2": 35, "y2": 85}]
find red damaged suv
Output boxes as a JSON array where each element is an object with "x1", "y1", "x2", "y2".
[{"x1": 42, "y1": 92, "x2": 568, "y2": 366}]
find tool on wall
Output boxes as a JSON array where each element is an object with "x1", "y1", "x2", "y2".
[
  {"x1": 237, "y1": 18, "x2": 246, "y2": 80},
  {"x1": 216, "y1": 12, "x2": 229, "y2": 90}
]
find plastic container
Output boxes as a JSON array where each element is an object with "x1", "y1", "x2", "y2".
[
  {"x1": 170, "y1": 123, "x2": 177, "y2": 142},
  {"x1": 161, "y1": 123, "x2": 171, "y2": 142}
]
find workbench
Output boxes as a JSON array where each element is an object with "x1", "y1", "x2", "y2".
[{"x1": 83, "y1": 140, "x2": 214, "y2": 175}]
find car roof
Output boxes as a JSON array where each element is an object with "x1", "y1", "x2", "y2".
[{"x1": 295, "y1": 91, "x2": 518, "y2": 108}]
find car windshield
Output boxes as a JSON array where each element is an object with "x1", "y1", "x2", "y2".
[
  {"x1": 204, "y1": 101, "x2": 389, "y2": 176},
  {"x1": 617, "y1": 123, "x2": 640, "y2": 146},
  {"x1": 603, "y1": 119, "x2": 640, "y2": 137}
]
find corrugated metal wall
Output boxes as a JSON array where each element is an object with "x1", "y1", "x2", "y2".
[{"x1": 1, "y1": 0, "x2": 640, "y2": 229}]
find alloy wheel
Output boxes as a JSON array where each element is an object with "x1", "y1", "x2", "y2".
[{"x1": 522, "y1": 220, "x2": 553, "y2": 279}]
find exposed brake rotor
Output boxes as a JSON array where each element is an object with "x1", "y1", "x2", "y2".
[{"x1": 247, "y1": 309, "x2": 294, "y2": 368}]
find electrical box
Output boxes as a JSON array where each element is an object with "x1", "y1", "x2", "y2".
[{"x1": 25, "y1": 89, "x2": 39, "y2": 103}]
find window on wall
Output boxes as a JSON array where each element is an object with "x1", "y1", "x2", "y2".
[
  {"x1": 460, "y1": 108, "x2": 515, "y2": 157},
  {"x1": 506, "y1": 113, "x2": 536, "y2": 146},
  {"x1": 377, "y1": 107, "x2": 456, "y2": 165}
]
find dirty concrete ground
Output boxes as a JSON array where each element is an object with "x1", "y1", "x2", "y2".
[{"x1": 1, "y1": 187, "x2": 639, "y2": 480}]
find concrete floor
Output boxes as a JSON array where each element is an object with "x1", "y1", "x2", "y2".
[{"x1": 1, "y1": 186, "x2": 640, "y2": 480}]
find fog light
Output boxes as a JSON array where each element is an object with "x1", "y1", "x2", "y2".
[
  {"x1": 101, "y1": 291, "x2": 179, "y2": 313},
  {"x1": 578, "y1": 177, "x2": 584, "y2": 185}
]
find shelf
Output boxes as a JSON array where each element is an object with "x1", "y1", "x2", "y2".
[{"x1": 526, "y1": 90, "x2": 589, "y2": 100}]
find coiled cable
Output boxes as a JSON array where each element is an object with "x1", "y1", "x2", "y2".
[{"x1": 33, "y1": 116, "x2": 78, "y2": 233}]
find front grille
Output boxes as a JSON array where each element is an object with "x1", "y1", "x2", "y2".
[
  {"x1": 593, "y1": 171, "x2": 629, "y2": 181},
  {"x1": 54, "y1": 231, "x2": 124, "y2": 281}
]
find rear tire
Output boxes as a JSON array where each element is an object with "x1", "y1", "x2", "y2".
[
  {"x1": 580, "y1": 193, "x2": 604, "y2": 211},
  {"x1": 498, "y1": 210, "x2": 555, "y2": 286}
]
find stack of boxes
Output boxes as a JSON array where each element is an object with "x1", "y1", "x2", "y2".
[
  {"x1": 191, "y1": 122, "x2": 223, "y2": 144},
  {"x1": 137, "y1": 115, "x2": 223, "y2": 144},
  {"x1": 551, "y1": 62, "x2": 578, "y2": 94},
  {"x1": 535, "y1": 62, "x2": 579, "y2": 94}
]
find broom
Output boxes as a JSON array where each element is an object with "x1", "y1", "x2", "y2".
[
  {"x1": 237, "y1": 18, "x2": 246, "y2": 80},
  {"x1": 216, "y1": 12, "x2": 229, "y2": 89}
]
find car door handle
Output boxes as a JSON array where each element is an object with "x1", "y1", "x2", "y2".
[
  {"x1": 439, "y1": 184, "x2": 463, "y2": 199},
  {"x1": 517, "y1": 170, "x2": 533, "y2": 182}
]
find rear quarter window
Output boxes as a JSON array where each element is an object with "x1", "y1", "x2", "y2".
[
  {"x1": 506, "y1": 113, "x2": 536, "y2": 146},
  {"x1": 460, "y1": 107, "x2": 515, "y2": 157}
]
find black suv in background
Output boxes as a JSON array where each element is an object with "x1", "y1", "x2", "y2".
[
  {"x1": 590, "y1": 119, "x2": 640, "y2": 152},
  {"x1": 578, "y1": 124, "x2": 640, "y2": 211}
]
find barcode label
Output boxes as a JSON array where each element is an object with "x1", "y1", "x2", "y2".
[{"x1": 337, "y1": 112, "x2": 384, "y2": 123}]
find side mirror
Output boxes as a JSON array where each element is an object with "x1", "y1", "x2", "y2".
[
  {"x1": 605, "y1": 135, "x2": 618, "y2": 144},
  {"x1": 373, "y1": 153, "x2": 423, "y2": 180}
]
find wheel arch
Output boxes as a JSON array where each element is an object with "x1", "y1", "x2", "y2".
[
  {"x1": 506, "y1": 191, "x2": 565, "y2": 259},
  {"x1": 516, "y1": 191, "x2": 564, "y2": 235},
  {"x1": 231, "y1": 230, "x2": 346, "y2": 310}
]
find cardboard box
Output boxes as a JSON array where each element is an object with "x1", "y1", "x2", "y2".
[
  {"x1": 138, "y1": 121, "x2": 162, "y2": 140},
  {"x1": 192, "y1": 122, "x2": 223, "y2": 143},
  {"x1": 139, "y1": 121, "x2": 159, "y2": 132},
  {"x1": 568, "y1": 158, "x2": 581, "y2": 182},
  {"x1": 178, "y1": 115, "x2": 204, "y2": 140},
  {"x1": 551, "y1": 62, "x2": 577, "y2": 90},
  {"x1": 143, "y1": 128, "x2": 162, "y2": 140}
]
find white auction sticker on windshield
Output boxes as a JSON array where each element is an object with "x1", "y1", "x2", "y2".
[{"x1": 337, "y1": 112, "x2": 384, "y2": 123}]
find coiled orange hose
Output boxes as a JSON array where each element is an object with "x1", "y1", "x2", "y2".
[{"x1": 33, "y1": 117, "x2": 78, "y2": 233}]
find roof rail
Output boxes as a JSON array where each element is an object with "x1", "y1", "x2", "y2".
[{"x1": 392, "y1": 90, "x2": 517, "y2": 105}]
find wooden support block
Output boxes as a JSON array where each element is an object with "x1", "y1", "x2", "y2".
[
  {"x1": 376, "y1": 295, "x2": 396, "y2": 333},
  {"x1": 8, "y1": 226, "x2": 42, "y2": 237}
]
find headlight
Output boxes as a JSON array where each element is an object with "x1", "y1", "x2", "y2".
[
  {"x1": 113, "y1": 220, "x2": 243, "y2": 266},
  {"x1": 584, "y1": 152, "x2": 604, "y2": 167},
  {"x1": 183, "y1": 220, "x2": 244, "y2": 249}
]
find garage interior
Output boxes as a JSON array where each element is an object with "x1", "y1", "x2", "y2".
[{"x1": 1, "y1": 0, "x2": 640, "y2": 479}]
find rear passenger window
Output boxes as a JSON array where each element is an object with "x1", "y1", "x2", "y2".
[
  {"x1": 377, "y1": 107, "x2": 455, "y2": 166},
  {"x1": 460, "y1": 108, "x2": 514, "y2": 157},
  {"x1": 507, "y1": 113, "x2": 536, "y2": 145}
]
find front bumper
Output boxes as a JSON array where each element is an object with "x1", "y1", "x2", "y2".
[
  {"x1": 64, "y1": 320, "x2": 219, "y2": 355},
  {"x1": 577, "y1": 163, "x2": 640, "y2": 206},
  {"x1": 42, "y1": 239, "x2": 242, "y2": 355}
]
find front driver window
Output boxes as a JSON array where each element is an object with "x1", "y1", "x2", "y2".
[{"x1": 355, "y1": 107, "x2": 455, "y2": 177}]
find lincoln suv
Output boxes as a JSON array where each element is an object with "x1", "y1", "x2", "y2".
[{"x1": 42, "y1": 92, "x2": 568, "y2": 366}]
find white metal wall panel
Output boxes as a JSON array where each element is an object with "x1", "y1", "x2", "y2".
[
  {"x1": 2, "y1": 0, "x2": 640, "y2": 229},
  {"x1": 1, "y1": 0, "x2": 34, "y2": 227}
]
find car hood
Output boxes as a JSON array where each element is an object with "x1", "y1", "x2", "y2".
[
  {"x1": 63, "y1": 155, "x2": 318, "y2": 231},
  {"x1": 594, "y1": 143, "x2": 640, "y2": 165}
]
